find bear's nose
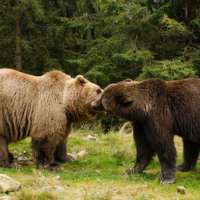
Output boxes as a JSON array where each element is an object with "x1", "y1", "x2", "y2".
[{"x1": 91, "y1": 101, "x2": 96, "y2": 107}]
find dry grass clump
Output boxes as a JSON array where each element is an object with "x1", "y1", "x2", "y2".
[{"x1": 119, "y1": 122, "x2": 133, "y2": 135}]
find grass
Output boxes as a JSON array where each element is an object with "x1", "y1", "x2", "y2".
[{"x1": 1, "y1": 122, "x2": 200, "y2": 200}]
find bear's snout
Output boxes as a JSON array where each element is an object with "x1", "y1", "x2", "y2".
[{"x1": 91, "y1": 99, "x2": 106, "y2": 114}]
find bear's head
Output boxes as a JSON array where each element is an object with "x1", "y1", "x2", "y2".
[
  {"x1": 67, "y1": 75, "x2": 103, "y2": 123},
  {"x1": 91, "y1": 79, "x2": 148, "y2": 122}
]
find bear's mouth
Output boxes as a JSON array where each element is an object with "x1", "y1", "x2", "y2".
[
  {"x1": 95, "y1": 110, "x2": 107, "y2": 115},
  {"x1": 91, "y1": 107, "x2": 107, "y2": 115},
  {"x1": 91, "y1": 100, "x2": 107, "y2": 115},
  {"x1": 90, "y1": 107, "x2": 107, "y2": 115}
]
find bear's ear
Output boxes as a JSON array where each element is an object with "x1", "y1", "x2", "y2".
[
  {"x1": 121, "y1": 96, "x2": 133, "y2": 104},
  {"x1": 75, "y1": 75, "x2": 87, "y2": 84},
  {"x1": 124, "y1": 78, "x2": 133, "y2": 82}
]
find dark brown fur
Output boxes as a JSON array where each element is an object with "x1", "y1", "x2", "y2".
[
  {"x1": 0, "y1": 68, "x2": 102, "y2": 171},
  {"x1": 91, "y1": 78, "x2": 200, "y2": 184}
]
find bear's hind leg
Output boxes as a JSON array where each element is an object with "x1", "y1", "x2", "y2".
[
  {"x1": 54, "y1": 122, "x2": 75, "y2": 162},
  {"x1": 32, "y1": 138, "x2": 63, "y2": 171},
  {"x1": 124, "y1": 123, "x2": 155, "y2": 175},
  {"x1": 176, "y1": 139, "x2": 200, "y2": 172},
  {"x1": 0, "y1": 136, "x2": 16, "y2": 168}
]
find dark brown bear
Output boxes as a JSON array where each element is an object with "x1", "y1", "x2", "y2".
[
  {"x1": 91, "y1": 78, "x2": 200, "y2": 184},
  {"x1": 0, "y1": 68, "x2": 102, "y2": 171}
]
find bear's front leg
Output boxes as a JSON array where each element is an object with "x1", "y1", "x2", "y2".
[
  {"x1": 143, "y1": 119, "x2": 177, "y2": 184},
  {"x1": 159, "y1": 165, "x2": 176, "y2": 184},
  {"x1": 43, "y1": 159, "x2": 64, "y2": 171},
  {"x1": 54, "y1": 136, "x2": 75, "y2": 162},
  {"x1": 54, "y1": 122, "x2": 75, "y2": 163},
  {"x1": 32, "y1": 138, "x2": 63, "y2": 171},
  {"x1": 176, "y1": 139, "x2": 200, "y2": 172},
  {"x1": 124, "y1": 122, "x2": 155, "y2": 175},
  {"x1": 153, "y1": 138, "x2": 176, "y2": 184}
]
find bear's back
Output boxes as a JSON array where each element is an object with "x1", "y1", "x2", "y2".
[
  {"x1": 0, "y1": 69, "x2": 40, "y2": 104},
  {"x1": 0, "y1": 69, "x2": 71, "y2": 96},
  {"x1": 0, "y1": 69, "x2": 71, "y2": 142},
  {"x1": 166, "y1": 78, "x2": 200, "y2": 97}
]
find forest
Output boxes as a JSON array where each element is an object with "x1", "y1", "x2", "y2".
[{"x1": 1, "y1": 0, "x2": 200, "y2": 127}]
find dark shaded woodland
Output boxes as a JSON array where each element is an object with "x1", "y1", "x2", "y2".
[{"x1": 1, "y1": 0, "x2": 200, "y2": 127}]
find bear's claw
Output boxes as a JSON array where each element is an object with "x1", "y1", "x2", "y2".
[
  {"x1": 123, "y1": 168, "x2": 135, "y2": 175},
  {"x1": 160, "y1": 177, "x2": 176, "y2": 184},
  {"x1": 43, "y1": 164, "x2": 64, "y2": 171},
  {"x1": 176, "y1": 163, "x2": 194, "y2": 172}
]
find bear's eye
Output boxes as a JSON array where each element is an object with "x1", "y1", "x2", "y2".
[{"x1": 97, "y1": 89, "x2": 102, "y2": 94}]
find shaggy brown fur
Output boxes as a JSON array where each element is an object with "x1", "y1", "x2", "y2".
[
  {"x1": 91, "y1": 78, "x2": 200, "y2": 184},
  {"x1": 0, "y1": 68, "x2": 102, "y2": 171}
]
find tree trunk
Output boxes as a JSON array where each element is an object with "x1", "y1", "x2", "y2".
[
  {"x1": 141, "y1": 14, "x2": 147, "y2": 67},
  {"x1": 188, "y1": 35, "x2": 193, "y2": 62},
  {"x1": 85, "y1": 0, "x2": 98, "y2": 40},
  {"x1": 14, "y1": 0, "x2": 22, "y2": 71},
  {"x1": 60, "y1": 0, "x2": 67, "y2": 68},
  {"x1": 185, "y1": 2, "x2": 193, "y2": 62}
]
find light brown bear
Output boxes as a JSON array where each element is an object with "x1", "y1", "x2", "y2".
[{"x1": 0, "y1": 68, "x2": 102, "y2": 171}]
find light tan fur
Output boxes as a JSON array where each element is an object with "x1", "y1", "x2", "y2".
[{"x1": 0, "y1": 68, "x2": 102, "y2": 170}]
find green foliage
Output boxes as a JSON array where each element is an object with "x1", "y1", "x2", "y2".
[
  {"x1": 1, "y1": 0, "x2": 199, "y2": 81},
  {"x1": 138, "y1": 59, "x2": 197, "y2": 81},
  {"x1": 161, "y1": 14, "x2": 188, "y2": 35},
  {"x1": 1, "y1": 0, "x2": 200, "y2": 127}
]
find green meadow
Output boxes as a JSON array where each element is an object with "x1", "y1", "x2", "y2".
[{"x1": 1, "y1": 122, "x2": 200, "y2": 200}]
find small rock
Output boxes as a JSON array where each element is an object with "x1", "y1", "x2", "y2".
[
  {"x1": 172, "y1": 197, "x2": 179, "y2": 200},
  {"x1": 42, "y1": 186, "x2": 52, "y2": 191},
  {"x1": 109, "y1": 181, "x2": 114, "y2": 184},
  {"x1": 77, "y1": 150, "x2": 86, "y2": 157},
  {"x1": 86, "y1": 135, "x2": 99, "y2": 141},
  {"x1": 23, "y1": 151, "x2": 26, "y2": 154},
  {"x1": 177, "y1": 186, "x2": 187, "y2": 194},
  {"x1": 17, "y1": 157, "x2": 23, "y2": 161},
  {"x1": 142, "y1": 185, "x2": 147, "y2": 188},
  {"x1": 112, "y1": 187, "x2": 117, "y2": 191},
  {"x1": 103, "y1": 183, "x2": 106, "y2": 185},
  {"x1": 67, "y1": 153, "x2": 77, "y2": 159},
  {"x1": 56, "y1": 186, "x2": 64, "y2": 191},
  {"x1": 0, "y1": 174, "x2": 21, "y2": 193},
  {"x1": 95, "y1": 169, "x2": 100, "y2": 173},
  {"x1": 0, "y1": 196, "x2": 12, "y2": 200},
  {"x1": 97, "y1": 179, "x2": 101, "y2": 183},
  {"x1": 54, "y1": 176, "x2": 61, "y2": 180}
]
